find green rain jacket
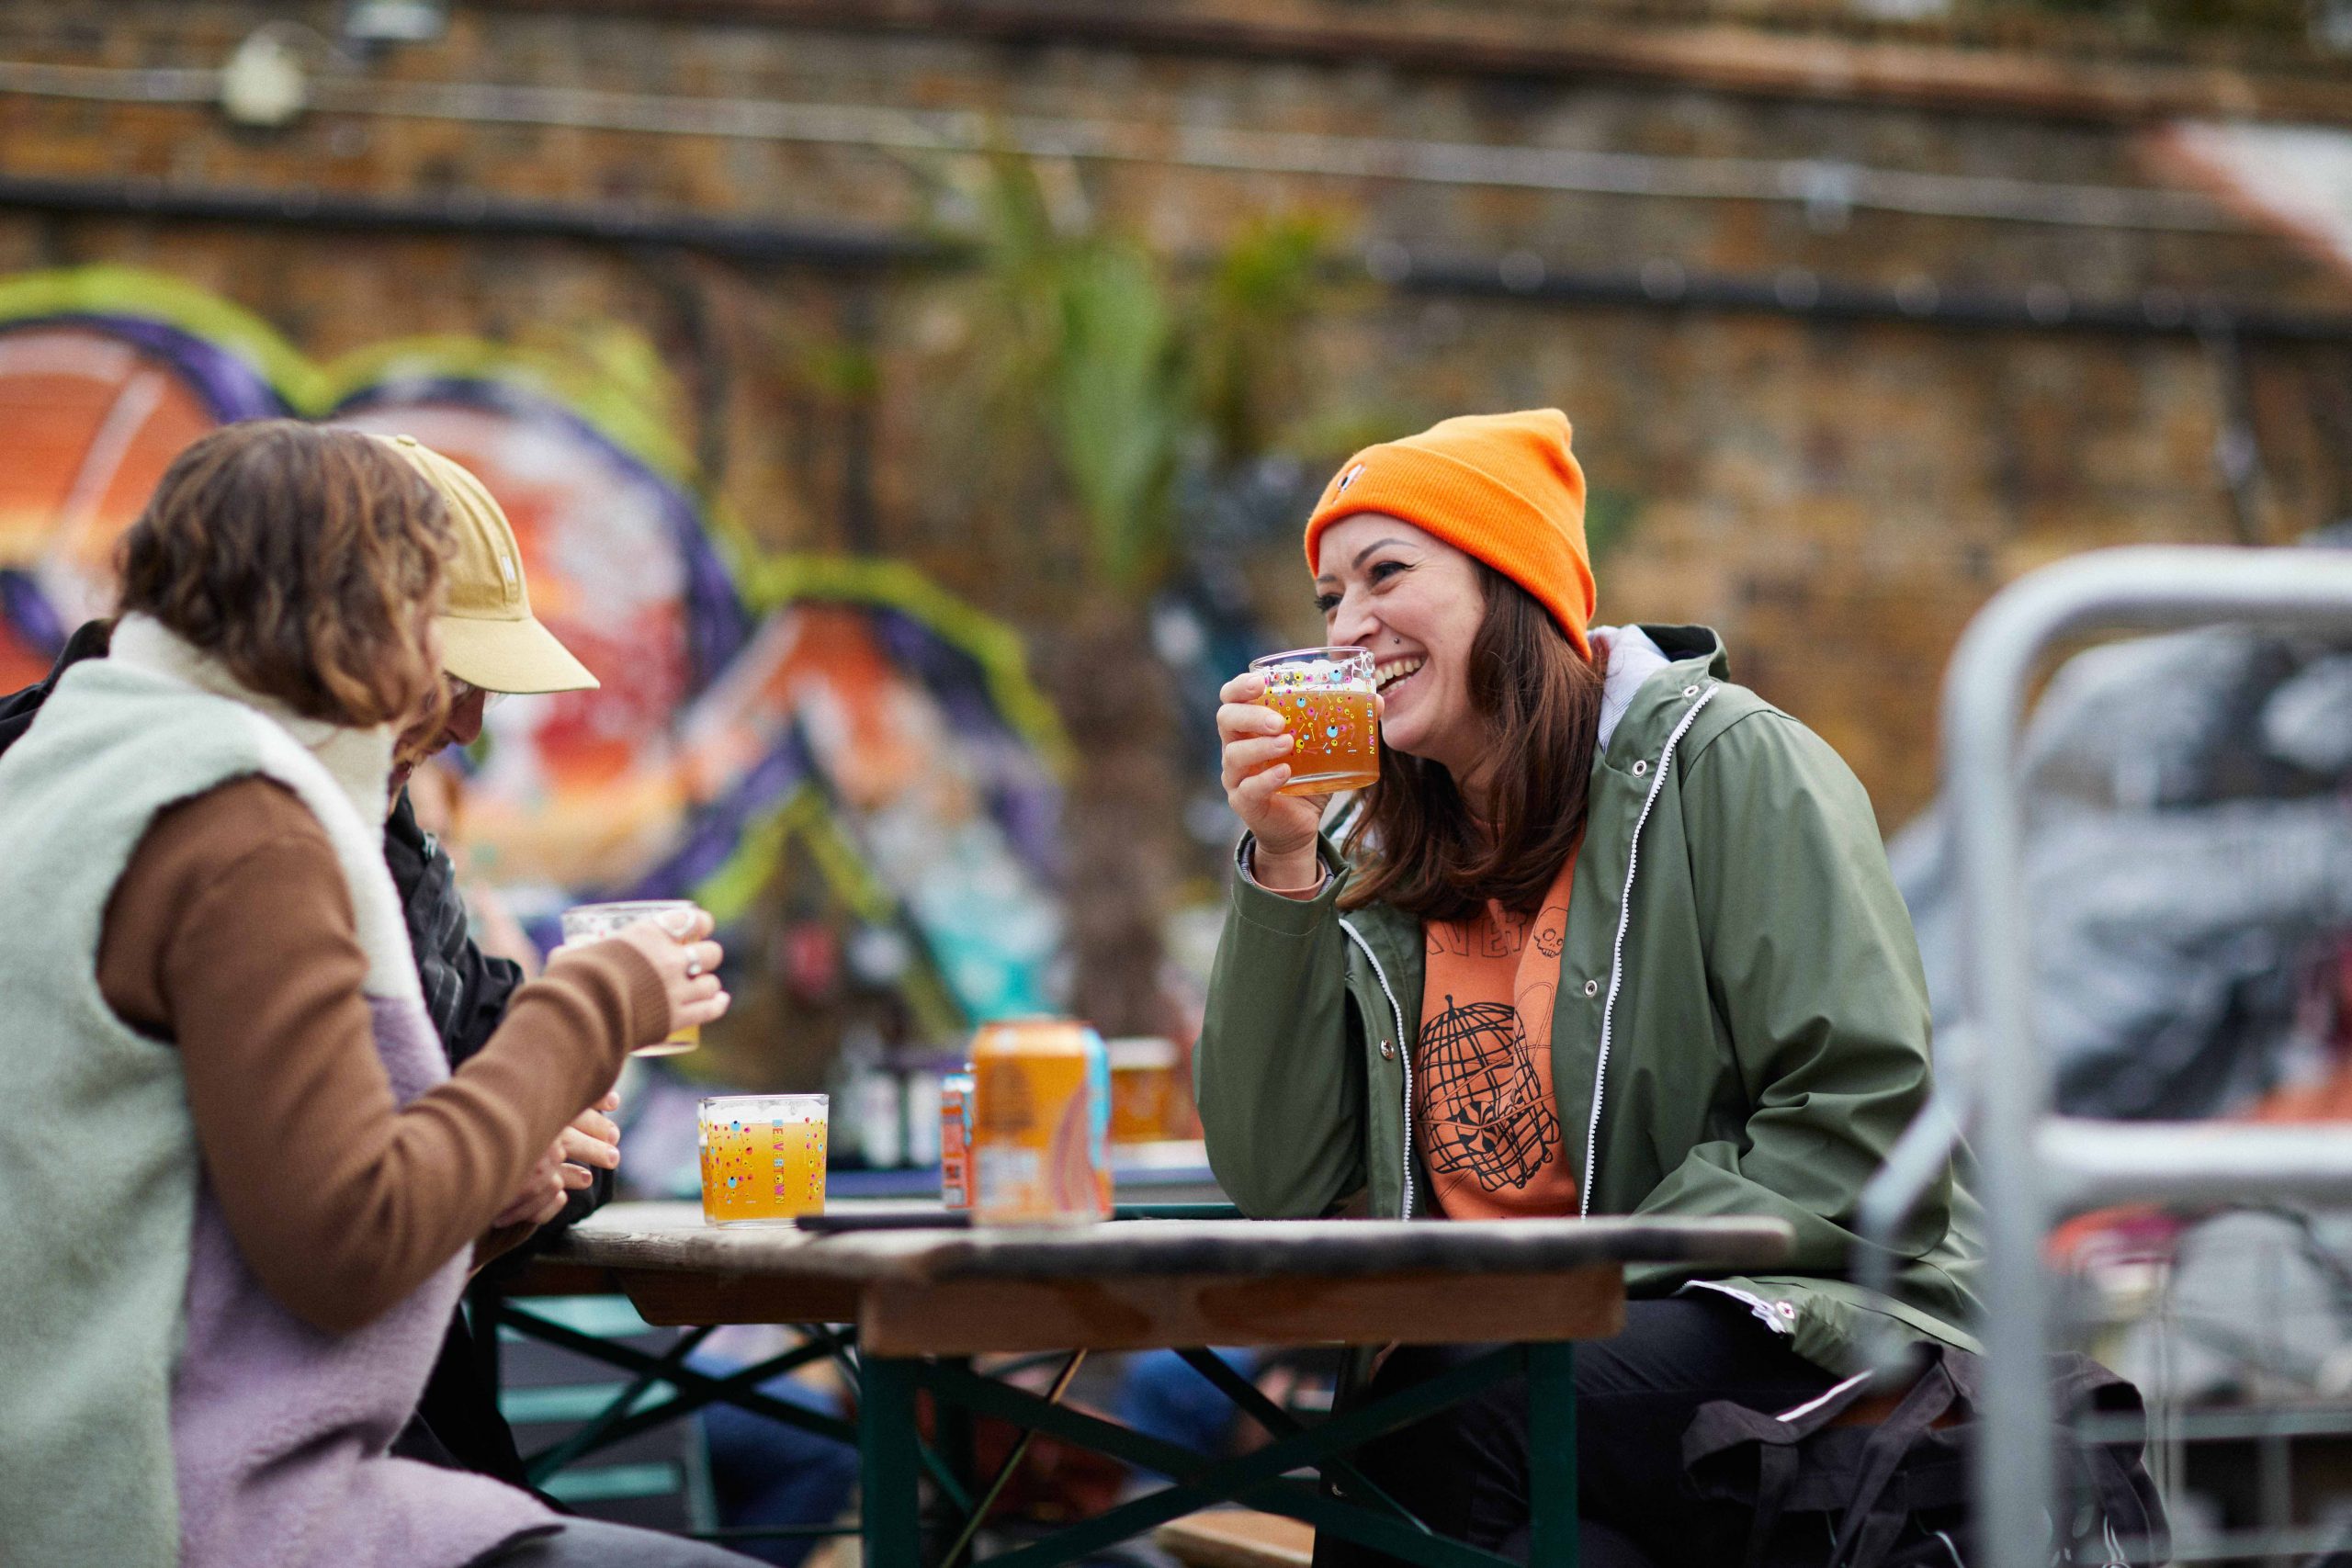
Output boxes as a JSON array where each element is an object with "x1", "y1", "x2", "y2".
[{"x1": 1195, "y1": 625, "x2": 1984, "y2": 1375}]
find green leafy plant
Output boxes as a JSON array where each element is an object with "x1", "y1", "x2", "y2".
[{"x1": 962, "y1": 157, "x2": 1329, "y2": 1033}]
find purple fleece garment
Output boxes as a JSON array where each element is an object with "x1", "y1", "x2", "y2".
[{"x1": 169, "y1": 994, "x2": 555, "y2": 1568}]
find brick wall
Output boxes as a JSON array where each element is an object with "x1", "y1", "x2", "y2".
[{"x1": 5, "y1": 0, "x2": 2349, "y2": 826}]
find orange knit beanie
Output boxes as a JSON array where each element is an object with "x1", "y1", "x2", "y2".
[{"x1": 1304, "y1": 409, "x2": 1594, "y2": 657}]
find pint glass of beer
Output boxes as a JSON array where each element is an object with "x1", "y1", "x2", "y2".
[
  {"x1": 1250, "y1": 646, "x2": 1379, "y2": 796},
  {"x1": 699, "y1": 1093, "x2": 828, "y2": 1224},
  {"x1": 559, "y1": 900, "x2": 707, "y2": 1055},
  {"x1": 1105, "y1": 1036, "x2": 1182, "y2": 1144}
]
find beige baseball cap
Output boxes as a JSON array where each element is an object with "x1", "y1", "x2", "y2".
[{"x1": 376, "y1": 434, "x2": 599, "y2": 694}]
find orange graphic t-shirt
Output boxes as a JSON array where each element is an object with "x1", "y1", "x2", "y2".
[{"x1": 1416, "y1": 851, "x2": 1580, "y2": 1218}]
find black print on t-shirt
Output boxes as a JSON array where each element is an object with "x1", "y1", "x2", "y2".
[
  {"x1": 1419, "y1": 995, "x2": 1559, "y2": 1191},
  {"x1": 1427, "y1": 905, "x2": 1567, "y2": 962}
]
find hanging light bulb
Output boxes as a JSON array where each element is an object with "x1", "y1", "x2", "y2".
[{"x1": 220, "y1": 28, "x2": 309, "y2": 130}]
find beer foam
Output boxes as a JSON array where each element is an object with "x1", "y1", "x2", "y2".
[{"x1": 1258, "y1": 655, "x2": 1369, "y2": 692}]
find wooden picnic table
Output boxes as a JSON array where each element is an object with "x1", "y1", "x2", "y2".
[{"x1": 516, "y1": 1201, "x2": 1796, "y2": 1568}]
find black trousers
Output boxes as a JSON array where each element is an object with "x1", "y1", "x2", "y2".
[{"x1": 1312, "y1": 1296, "x2": 1838, "y2": 1568}]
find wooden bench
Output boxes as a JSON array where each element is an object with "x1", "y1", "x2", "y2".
[{"x1": 1157, "y1": 1507, "x2": 1315, "y2": 1568}]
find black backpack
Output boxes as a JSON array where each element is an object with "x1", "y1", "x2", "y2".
[{"x1": 1682, "y1": 1345, "x2": 2167, "y2": 1568}]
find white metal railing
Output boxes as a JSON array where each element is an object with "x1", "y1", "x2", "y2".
[{"x1": 1855, "y1": 545, "x2": 2352, "y2": 1568}]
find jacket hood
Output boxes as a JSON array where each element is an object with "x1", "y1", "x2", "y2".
[
  {"x1": 1593, "y1": 624, "x2": 1732, "y2": 771},
  {"x1": 1634, "y1": 623, "x2": 1731, "y2": 671}
]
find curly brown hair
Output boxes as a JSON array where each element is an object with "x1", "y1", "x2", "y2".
[
  {"x1": 1339, "y1": 563, "x2": 1604, "y2": 922},
  {"x1": 117, "y1": 420, "x2": 455, "y2": 728}
]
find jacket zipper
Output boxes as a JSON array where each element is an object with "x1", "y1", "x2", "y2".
[
  {"x1": 1580, "y1": 683, "x2": 1720, "y2": 1217},
  {"x1": 1339, "y1": 917, "x2": 1414, "y2": 1219}
]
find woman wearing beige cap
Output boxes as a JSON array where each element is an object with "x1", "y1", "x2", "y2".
[
  {"x1": 379, "y1": 430, "x2": 596, "y2": 800},
  {"x1": 372, "y1": 433, "x2": 630, "y2": 1490}
]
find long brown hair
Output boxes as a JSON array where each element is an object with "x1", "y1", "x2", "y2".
[
  {"x1": 117, "y1": 420, "x2": 454, "y2": 728},
  {"x1": 1339, "y1": 563, "x2": 1605, "y2": 921}
]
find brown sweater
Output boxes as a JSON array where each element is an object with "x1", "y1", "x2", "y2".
[{"x1": 98, "y1": 775, "x2": 669, "y2": 1335}]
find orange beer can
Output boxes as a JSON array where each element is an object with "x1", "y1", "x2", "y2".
[{"x1": 971, "y1": 1019, "x2": 1112, "y2": 1226}]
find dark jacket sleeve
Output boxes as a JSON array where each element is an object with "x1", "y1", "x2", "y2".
[
  {"x1": 384, "y1": 792, "x2": 526, "y2": 1064},
  {"x1": 443, "y1": 927, "x2": 529, "y2": 1069},
  {"x1": 0, "y1": 618, "x2": 111, "y2": 756},
  {"x1": 383, "y1": 791, "x2": 614, "y2": 1253}
]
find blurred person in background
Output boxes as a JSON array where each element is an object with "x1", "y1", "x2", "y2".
[
  {"x1": 0, "y1": 420, "x2": 750, "y2": 1568},
  {"x1": 687, "y1": 1335, "x2": 862, "y2": 1567},
  {"x1": 1201, "y1": 411, "x2": 1992, "y2": 1568}
]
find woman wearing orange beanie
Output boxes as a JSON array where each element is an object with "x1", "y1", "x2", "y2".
[{"x1": 1195, "y1": 412, "x2": 1989, "y2": 1567}]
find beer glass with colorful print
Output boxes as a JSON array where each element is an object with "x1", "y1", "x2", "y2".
[
  {"x1": 1250, "y1": 646, "x2": 1379, "y2": 796},
  {"x1": 699, "y1": 1093, "x2": 828, "y2": 1224}
]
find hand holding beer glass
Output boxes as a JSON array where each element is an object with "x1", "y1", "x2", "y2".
[
  {"x1": 555, "y1": 900, "x2": 729, "y2": 1055},
  {"x1": 1217, "y1": 647, "x2": 1380, "y2": 893}
]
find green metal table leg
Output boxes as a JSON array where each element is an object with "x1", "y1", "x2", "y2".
[
  {"x1": 934, "y1": 1357, "x2": 978, "y2": 1567},
  {"x1": 862, "y1": 1355, "x2": 925, "y2": 1568},
  {"x1": 1526, "y1": 1343, "x2": 1578, "y2": 1568}
]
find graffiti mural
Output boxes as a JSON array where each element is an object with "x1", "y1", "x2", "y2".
[
  {"x1": 0, "y1": 265, "x2": 1064, "y2": 1027},
  {"x1": 0, "y1": 312, "x2": 263, "y2": 687}
]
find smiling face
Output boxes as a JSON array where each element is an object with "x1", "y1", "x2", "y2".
[{"x1": 1314, "y1": 513, "x2": 1492, "y2": 787}]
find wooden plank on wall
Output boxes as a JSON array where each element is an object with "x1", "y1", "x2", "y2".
[{"x1": 474, "y1": 0, "x2": 2352, "y2": 127}]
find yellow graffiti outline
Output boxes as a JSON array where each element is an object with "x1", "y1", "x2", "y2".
[{"x1": 0, "y1": 265, "x2": 1070, "y2": 771}]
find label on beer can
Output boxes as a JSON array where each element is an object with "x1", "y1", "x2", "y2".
[
  {"x1": 970, "y1": 1021, "x2": 1111, "y2": 1225},
  {"x1": 939, "y1": 1072, "x2": 975, "y2": 1211}
]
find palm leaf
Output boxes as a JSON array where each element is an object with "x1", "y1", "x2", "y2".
[{"x1": 1051, "y1": 241, "x2": 1186, "y2": 595}]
